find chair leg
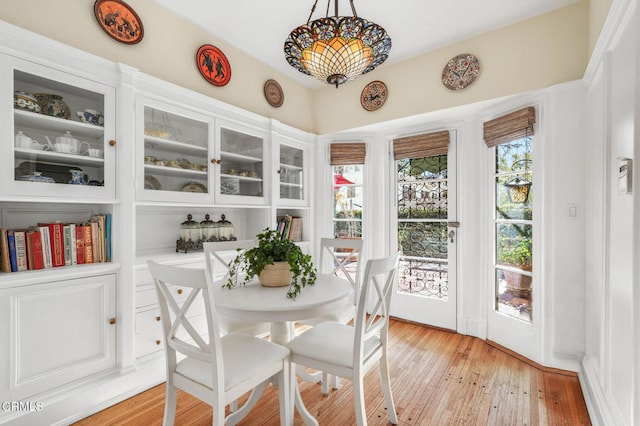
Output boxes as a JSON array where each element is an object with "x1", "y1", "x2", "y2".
[
  {"x1": 379, "y1": 354, "x2": 398, "y2": 425},
  {"x1": 163, "y1": 383, "x2": 177, "y2": 426},
  {"x1": 278, "y1": 362, "x2": 293, "y2": 426},
  {"x1": 226, "y1": 381, "x2": 268, "y2": 426},
  {"x1": 321, "y1": 372, "x2": 330, "y2": 394},
  {"x1": 332, "y1": 374, "x2": 340, "y2": 389},
  {"x1": 353, "y1": 374, "x2": 367, "y2": 426}
]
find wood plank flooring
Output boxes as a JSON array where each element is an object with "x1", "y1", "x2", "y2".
[{"x1": 75, "y1": 319, "x2": 591, "y2": 425}]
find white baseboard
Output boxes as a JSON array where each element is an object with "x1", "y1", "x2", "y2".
[
  {"x1": 580, "y1": 356, "x2": 626, "y2": 426},
  {"x1": 0, "y1": 358, "x2": 165, "y2": 426}
]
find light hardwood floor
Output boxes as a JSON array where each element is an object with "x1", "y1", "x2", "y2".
[{"x1": 75, "y1": 319, "x2": 591, "y2": 425}]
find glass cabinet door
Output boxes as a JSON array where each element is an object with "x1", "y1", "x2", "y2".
[
  {"x1": 278, "y1": 144, "x2": 305, "y2": 202},
  {"x1": 137, "y1": 99, "x2": 212, "y2": 203},
  {"x1": 5, "y1": 62, "x2": 116, "y2": 199},
  {"x1": 216, "y1": 122, "x2": 268, "y2": 204}
]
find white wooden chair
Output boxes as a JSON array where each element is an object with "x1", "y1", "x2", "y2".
[
  {"x1": 203, "y1": 240, "x2": 270, "y2": 337},
  {"x1": 147, "y1": 261, "x2": 292, "y2": 426},
  {"x1": 286, "y1": 252, "x2": 401, "y2": 426},
  {"x1": 299, "y1": 237, "x2": 363, "y2": 393}
]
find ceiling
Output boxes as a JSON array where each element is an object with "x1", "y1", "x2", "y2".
[{"x1": 152, "y1": 0, "x2": 577, "y2": 89}]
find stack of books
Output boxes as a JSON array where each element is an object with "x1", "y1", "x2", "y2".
[
  {"x1": 0, "y1": 214, "x2": 112, "y2": 273},
  {"x1": 276, "y1": 215, "x2": 303, "y2": 242}
]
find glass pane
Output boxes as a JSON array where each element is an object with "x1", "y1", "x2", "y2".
[
  {"x1": 333, "y1": 220, "x2": 362, "y2": 238},
  {"x1": 496, "y1": 223, "x2": 532, "y2": 269},
  {"x1": 398, "y1": 221, "x2": 447, "y2": 259},
  {"x1": 143, "y1": 106, "x2": 209, "y2": 193},
  {"x1": 333, "y1": 165, "x2": 363, "y2": 185},
  {"x1": 333, "y1": 186, "x2": 362, "y2": 219},
  {"x1": 220, "y1": 128, "x2": 263, "y2": 197},
  {"x1": 496, "y1": 137, "x2": 532, "y2": 173},
  {"x1": 279, "y1": 145, "x2": 304, "y2": 200},
  {"x1": 398, "y1": 257, "x2": 448, "y2": 299},
  {"x1": 496, "y1": 268, "x2": 532, "y2": 321},
  {"x1": 14, "y1": 70, "x2": 106, "y2": 187},
  {"x1": 397, "y1": 155, "x2": 447, "y2": 180},
  {"x1": 496, "y1": 173, "x2": 533, "y2": 220},
  {"x1": 397, "y1": 155, "x2": 448, "y2": 220}
]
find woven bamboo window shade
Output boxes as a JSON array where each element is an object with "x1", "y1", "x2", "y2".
[
  {"x1": 330, "y1": 143, "x2": 366, "y2": 165},
  {"x1": 393, "y1": 130, "x2": 450, "y2": 160},
  {"x1": 483, "y1": 107, "x2": 536, "y2": 147}
]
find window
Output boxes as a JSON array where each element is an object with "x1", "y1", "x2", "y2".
[
  {"x1": 494, "y1": 137, "x2": 533, "y2": 321},
  {"x1": 332, "y1": 164, "x2": 363, "y2": 239}
]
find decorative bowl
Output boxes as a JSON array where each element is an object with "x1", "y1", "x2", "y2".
[{"x1": 14, "y1": 91, "x2": 41, "y2": 113}]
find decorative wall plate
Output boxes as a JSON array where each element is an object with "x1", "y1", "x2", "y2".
[
  {"x1": 442, "y1": 53, "x2": 480, "y2": 90},
  {"x1": 264, "y1": 79, "x2": 284, "y2": 107},
  {"x1": 94, "y1": 0, "x2": 144, "y2": 45},
  {"x1": 360, "y1": 80, "x2": 388, "y2": 111},
  {"x1": 196, "y1": 44, "x2": 231, "y2": 87}
]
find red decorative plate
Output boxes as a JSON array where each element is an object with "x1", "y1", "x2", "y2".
[
  {"x1": 94, "y1": 0, "x2": 144, "y2": 45},
  {"x1": 196, "y1": 44, "x2": 232, "y2": 87}
]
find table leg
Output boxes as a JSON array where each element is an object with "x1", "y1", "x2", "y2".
[{"x1": 270, "y1": 322, "x2": 318, "y2": 426}]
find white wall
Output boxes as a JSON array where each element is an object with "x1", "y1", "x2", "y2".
[{"x1": 581, "y1": 0, "x2": 637, "y2": 424}]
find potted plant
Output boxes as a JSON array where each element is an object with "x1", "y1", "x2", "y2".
[
  {"x1": 224, "y1": 229, "x2": 317, "y2": 299},
  {"x1": 497, "y1": 234, "x2": 532, "y2": 296}
]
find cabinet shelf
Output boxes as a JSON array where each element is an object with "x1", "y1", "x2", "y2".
[
  {"x1": 280, "y1": 182, "x2": 303, "y2": 188},
  {"x1": 144, "y1": 136, "x2": 207, "y2": 155},
  {"x1": 144, "y1": 164, "x2": 207, "y2": 178},
  {"x1": 220, "y1": 151, "x2": 262, "y2": 163},
  {"x1": 15, "y1": 109, "x2": 104, "y2": 139},
  {"x1": 0, "y1": 262, "x2": 120, "y2": 288},
  {"x1": 220, "y1": 173, "x2": 262, "y2": 183},
  {"x1": 15, "y1": 148, "x2": 105, "y2": 167},
  {"x1": 279, "y1": 163, "x2": 303, "y2": 171}
]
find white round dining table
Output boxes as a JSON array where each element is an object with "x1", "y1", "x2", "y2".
[{"x1": 212, "y1": 274, "x2": 352, "y2": 425}]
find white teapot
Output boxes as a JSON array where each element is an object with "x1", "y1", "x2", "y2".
[
  {"x1": 15, "y1": 131, "x2": 50, "y2": 151},
  {"x1": 53, "y1": 131, "x2": 79, "y2": 154}
]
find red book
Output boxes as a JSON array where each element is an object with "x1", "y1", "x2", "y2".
[
  {"x1": 26, "y1": 230, "x2": 44, "y2": 270},
  {"x1": 83, "y1": 224, "x2": 93, "y2": 264},
  {"x1": 75, "y1": 224, "x2": 85, "y2": 265},
  {"x1": 38, "y1": 222, "x2": 65, "y2": 267}
]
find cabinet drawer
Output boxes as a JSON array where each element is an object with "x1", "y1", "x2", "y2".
[{"x1": 135, "y1": 308, "x2": 164, "y2": 358}]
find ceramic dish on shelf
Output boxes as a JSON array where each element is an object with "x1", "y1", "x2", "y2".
[
  {"x1": 17, "y1": 171, "x2": 55, "y2": 184},
  {"x1": 144, "y1": 175, "x2": 161, "y2": 190},
  {"x1": 181, "y1": 182, "x2": 207, "y2": 193}
]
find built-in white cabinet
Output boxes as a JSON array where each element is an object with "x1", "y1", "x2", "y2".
[
  {"x1": 0, "y1": 274, "x2": 116, "y2": 401},
  {"x1": 1, "y1": 55, "x2": 117, "y2": 200},
  {"x1": 136, "y1": 96, "x2": 213, "y2": 203},
  {"x1": 215, "y1": 119, "x2": 270, "y2": 205}
]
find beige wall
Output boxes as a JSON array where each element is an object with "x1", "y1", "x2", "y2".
[
  {"x1": 0, "y1": 0, "x2": 316, "y2": 132},
  {"x1": 313, "y1": 1, "x2": 589, "y2": 134},
  {"x1": 1, "y1": 1, "x2": 592, "y2": 135},
  {"x1": 589, "y1": 0, "x2": 614, "y2": 53}
]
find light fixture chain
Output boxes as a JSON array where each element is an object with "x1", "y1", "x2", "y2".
[
  {"x1": 307, "y1": 0, "x2": 320, "y2": 24},
  {"x1": 349, "y1": 0, "x2": 357, "y2": 17}
]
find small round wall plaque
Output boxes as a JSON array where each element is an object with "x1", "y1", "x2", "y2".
[
  {"x1": 360, "y1": 80, "x2": 388, "y2": 111},
  {"x1": 442, "y1": 53, "x2": 480, "y2": 90},
  {"x1": 94, "y1": 0, "x2": 144, "y2": 44},
  {"x1": 196, "y1": 44, "x2": 231, "y2": 87},
  {"x1": 264, "y1": 79, "x2": 284, "y2": 107}
]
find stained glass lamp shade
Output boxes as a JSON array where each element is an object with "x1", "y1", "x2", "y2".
[{"x1": 284, "y1": 1, "x2": 391, "y2": 88}]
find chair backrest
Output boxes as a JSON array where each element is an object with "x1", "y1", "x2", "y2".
[
  {"x1": 203, "y1": 240, "x2": 255, "y2": 284},
  {"x1": 147, "y1": 261, "x2": 225, "y2": 393},
  {"x1": 319, "y1": 237, "x2": 363, "y2": 304},
  {"x1": 353, "y1": 252, "x2": 401, "y2": 362}
]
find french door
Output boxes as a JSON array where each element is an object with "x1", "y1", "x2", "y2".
[{"x1": 390, "y1": 134, "x2": 457, "y2": 330}]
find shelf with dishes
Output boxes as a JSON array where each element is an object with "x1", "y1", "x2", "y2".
[
  {"x1": 143, "y1": 135, "x2": 207, "y2": 156},
  {"x1": 144, "y1": 164, "x2": 207, "y2": 178},
  {"x1": 15, "y1": 109, "x2": 104, "y2": 136},
  {"x1": 15, "y1": 148, "x2": 104, "y2": 167}
]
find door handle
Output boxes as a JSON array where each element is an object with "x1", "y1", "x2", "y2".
[
  {"x1": 447, "y1": 221, "x2": 460, "y2": 228},
  {"x1": 448, "y1": 230, "x2": 456, "y2": 243}
]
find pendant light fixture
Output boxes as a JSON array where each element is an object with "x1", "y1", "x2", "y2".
[{"x1": 284, "y1": 0, "x2": 391, "y2": 88}]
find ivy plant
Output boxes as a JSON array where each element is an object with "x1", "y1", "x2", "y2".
[{"x1": 224, "y1": 229, "x2": 317, "y2": 299}]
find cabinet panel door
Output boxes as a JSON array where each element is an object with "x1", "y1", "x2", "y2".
[{"x1": 0, "y1": 274, "x2": 116, "y2": 400}]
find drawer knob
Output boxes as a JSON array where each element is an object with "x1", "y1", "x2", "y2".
[
  {"x1": 155, "y1": 340, "x2": 161, "y2": 345},
  {"x1": 177, "y1": 289, "x2": 183, "y2": 295},
  {"x1": 109, "y1": 318, "x2": 116, "y2": 325},
  {"x1": 109, "y1": 139, "x2": 116, "y2": 147},
  {"x1": 156, "y1": 316, "x2": 161, "y2": 322}
]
